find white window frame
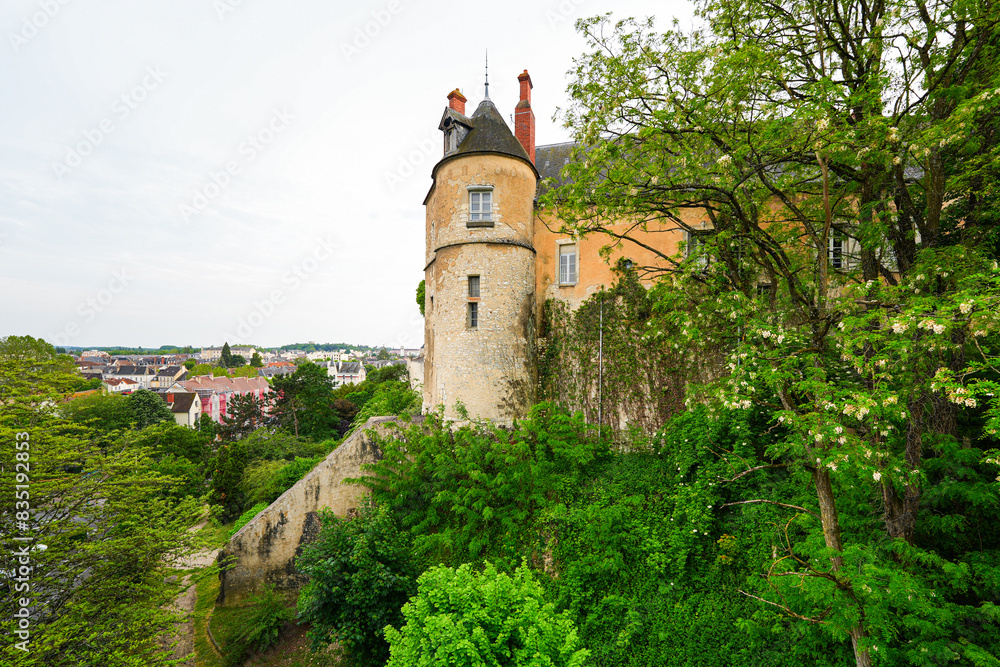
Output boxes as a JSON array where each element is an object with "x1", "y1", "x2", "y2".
[
  {"x1": 468, "y1": 186, "x2": 493, "y2": 225},
  {"x1": 828, "y1": 232, "x2": 845, "y2": 270},
  {"x1": 685, "y1": 231, "x2": 709, "y2": 268},
  {"x1": 558, "y1": 242, "x2": 578, "y2": 286}
]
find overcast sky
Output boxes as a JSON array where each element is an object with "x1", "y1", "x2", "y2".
[{"x1": 1, "y1": 0, "x2": 691, "y2": 350}]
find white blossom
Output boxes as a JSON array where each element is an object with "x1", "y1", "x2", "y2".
[{"x1": 873, "y1": 471, "x2": 882, "y2": 482}]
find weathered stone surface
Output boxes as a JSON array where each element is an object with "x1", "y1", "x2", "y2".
[
  {"x1": 215, "y1": 417, "x2": 398, "y2": 607},
  {"x1": 423, "y1": 153, "x2": 538, "y2": 423}
]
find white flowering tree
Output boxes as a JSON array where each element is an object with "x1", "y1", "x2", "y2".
[{"x1": 546, "y1": 2, "x2": 1000, "y2": 665}]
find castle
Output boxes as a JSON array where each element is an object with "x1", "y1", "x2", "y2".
[{"x1": 421, "y1": 70, "x2": 705, "y2": 422}]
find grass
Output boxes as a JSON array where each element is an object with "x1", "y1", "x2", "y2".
[
  {"x1": 187, "y1": 514, "x2": 341, "y2": 666},
  {"x1": 193, "y1": 570, "x2": 224, "y2": 667}
]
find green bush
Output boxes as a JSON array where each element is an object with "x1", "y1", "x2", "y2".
[
  {"x1": 230, "y1": 502, "x2": 269, "y2": 538},
  {"x1": 359, "y1": 403, "x2": 608, "y2": 565},
  {"x1": 240, "y1": 457, "x2": 322, "y2": 507},
  {"x1": 384, "y1": 562, "x2": 589, "y2": 667},
  {"x1": 224, "y1": 583, "x2": 293, "y2": 666},
  {"x1": 296, "y1": 502, "x2": 419, "y2": 667}
]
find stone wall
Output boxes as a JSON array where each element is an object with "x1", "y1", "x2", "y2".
[
  {"x1": 423, "y1": 153, "x2": 538, "y2": 423},
  {"x1": 215, "y1": 417, "x2": 397, "y2": 607}
]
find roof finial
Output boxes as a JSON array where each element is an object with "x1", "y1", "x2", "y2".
[{"x1": 484, "y1": 49, "x2": 490, "y2": 99}]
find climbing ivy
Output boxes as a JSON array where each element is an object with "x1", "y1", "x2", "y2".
[{"x1": 538, "y1": 266, "x2": 686, "y2": 439}]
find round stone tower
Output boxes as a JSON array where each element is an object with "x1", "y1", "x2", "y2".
[{"x1": 422, "y1": 78, "x2": 538, "y2": 423}]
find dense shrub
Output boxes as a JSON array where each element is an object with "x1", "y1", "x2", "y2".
[
  {"x1": 224, "y1": 584, "x2": 293, "y2": 667},
  {"x1": 385, "y1": 563, "x2": 589, "y2": 667},
  {"x1": 297, "y1": 502, "x2": 419, "y2": 667}
]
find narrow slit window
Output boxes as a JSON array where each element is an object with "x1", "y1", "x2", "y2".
[
  {"x1": 468, "y1": 275, "x2": 480, "y2": 298},
  {"x1": 467, "y1": 302, "x2": 479, "y2": 329}
]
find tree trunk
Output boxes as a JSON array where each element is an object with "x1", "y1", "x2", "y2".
[{"x1": 814, "y1": 468, "x2": 872, "y2": 667}]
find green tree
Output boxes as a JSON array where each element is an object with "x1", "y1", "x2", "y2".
[
  {"x1": 547, "y1": 4, "x2": 1000, "y2": 664},
  {"x1": 229, "y1": 354, "x2": 247, "y2": 367},
  {"x1": 270, "y1": 361, "x2": 339, "y2": 440},
  {"x1": 209, "y1": 441, "x2": 249, "y2": 522},
  {"x1": 220, "y1": 342, "x2": 233, "y2": 368},
  {"x1": 183, "y1": 358, "x2": 197, "y2": 370},
  {"x1": 196, "y1": 413, "x2": 218, "y2": 441},
  {"x1": 188, "y1": 363, "x2": 224, "y2": 377},
  {"x1": 63, "y1": 391, "x2": 133, "y2": 432},
  {"x1": 384, "y1": 562, "x2": 589, "y2": 667},
  {"x1": 218, "y1": 393, "x2": 273, "y2": 442},
  {"x1": 416, "y1": 279, "x2": 425, "y2": 316},
  {"x1": 126, "y1": 388, "x2": 174, "y2": 429},
  {"x1": 376, "y1": 348, "x2": 390, "y2": 361},
  {"x1": 0, "y1": 336, "x2": 200, "y2": 666},
  {"x1": 230, "y1": 365, "x2": 259, "y2": 378},
  {"x1": 250, "y1": 352, "x2": 264, "y2": 368},
  {"x1": 297, "y1": 502, "x2": 419, "y2": 667}
]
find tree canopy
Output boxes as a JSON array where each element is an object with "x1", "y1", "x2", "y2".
[{"x1": 544, "y1": 3, "x2": 1000, "y2": 665}]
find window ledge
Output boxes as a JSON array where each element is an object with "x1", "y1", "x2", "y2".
[{"x1": 466, "y1": 220, "x2": 495, "y2": 228}]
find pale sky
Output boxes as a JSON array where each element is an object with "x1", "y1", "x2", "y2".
[{"x1": 1, "y1": 0, "x2": 690, "y2": 350}]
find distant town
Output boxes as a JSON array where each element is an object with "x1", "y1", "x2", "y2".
[{"x1": 63, "y1": 343, "x2": 424, "y2": 428}]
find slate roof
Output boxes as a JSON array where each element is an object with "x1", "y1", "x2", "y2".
[
  {"x1": 168, "y1": 393, "x2": 197, "y2": 414},
  {"x1": 535, "y1": 141, "x2": 578, "y2": 198},
  {"x1": 335, "y1": 362, "x2": 364, "y2": 375},
  {"x1": 451, "y1": 98, "x2": 533, "y2": 165}
]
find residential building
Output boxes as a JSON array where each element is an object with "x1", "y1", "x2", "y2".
[
  {"x1": 326, "y1": 361, "x2": 366, "y2": 387},
  {"x1": 163, "y1": 391, "x2": 202, "y2": 428}
]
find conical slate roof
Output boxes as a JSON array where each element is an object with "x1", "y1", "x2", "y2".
[{"x1": 452, "y1": 98, "x2": 533, "y2": 164}]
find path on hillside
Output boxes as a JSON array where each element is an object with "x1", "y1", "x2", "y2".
[{"x1": 163, "y1": 517, "x2": 224, "y2": 665}]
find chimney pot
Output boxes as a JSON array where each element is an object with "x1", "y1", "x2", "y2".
[
  {"x1": 515, "y1": 70, "x2": 536, "y2": 164},
  {"x1": 447, "y1": 88, "x2": 467, "y2": 115}
]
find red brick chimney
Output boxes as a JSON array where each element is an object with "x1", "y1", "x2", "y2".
[
  {"x1": 515, "y1": 70, "x2": 535, "y2": 164},
  {"x1": 447, "y1": 88, "x2": 467, "y2": 115}
]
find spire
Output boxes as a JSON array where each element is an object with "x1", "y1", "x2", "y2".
[{"x1": 484, "y1": 50, "x2": 490, "y2": 100}]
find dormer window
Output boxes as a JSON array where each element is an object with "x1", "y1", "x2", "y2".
[
  {"x1": 447, "y1": 129, "x2": 458, "y2": 152},
  {"x1": 468, "y1": 187, "x2": 494, "y2": 228}
]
